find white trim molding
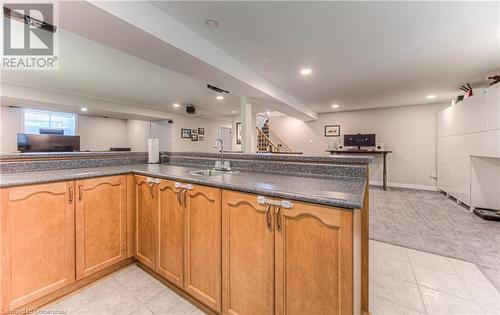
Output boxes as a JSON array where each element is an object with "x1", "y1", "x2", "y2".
[{"x1": 369, "y1": 180, "x2": 437, "y2": 191}]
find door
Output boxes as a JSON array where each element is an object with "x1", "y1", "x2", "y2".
[
  {"x1": 275, "y1": 201, "x2": 353, "y2": 315},
  {"x1": 75, "y1": 175, "x2": 127, "y2": 280},
  {"x1": 222, "y1": 191, "x2": 274, "y2": 315},
  {"x1": 157, "y1": 180, "x2": 184, "y2": 288},
  {"x1": 134, "y1": 175, "x2": 158, "y2": 270},
  {"x1": 219, "y1": 126, "x2": 232, "y2": 151},
  {"x1": 0, "y1": 182, "x2": 75, "y2": 311},
  {"x1": 184, "y1": 184, "x2": 222, "y2": 312}
]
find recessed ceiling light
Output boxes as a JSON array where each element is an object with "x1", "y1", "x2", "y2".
[
  {"x1": 331, "y1": 104, "x2": 340, "y2": 109},
  {"x1": 173, "y1": 103, "x2": 180, "y2": 108},
  {"x1": 216, "y1": 95, "x2": 224, "y2": 100},
  {"x1": 206, "y1": 18, "x2": 218, "y2": 29},
  {"x1": 300, "y1": 68, "x2": 312, "y2": 75},
  {"x1": 427, "y1": 95, "x2": 437, "y2": 99},
  {"x1": 81, "y1": 107, "x2": 88, "y2": 112}
]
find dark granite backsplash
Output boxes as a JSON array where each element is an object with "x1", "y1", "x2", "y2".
[
  {"x1": 161, "y1": 152, "x2": 369, "y2": 178},
  {"x1": 0, "y1": 152, "x2": 148, "y2": 173}
]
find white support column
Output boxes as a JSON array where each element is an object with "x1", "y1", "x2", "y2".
[{"x1": 240, "y1": 96, "x2": 255, "y2": 154}]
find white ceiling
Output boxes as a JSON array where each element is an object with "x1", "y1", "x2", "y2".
[
  {"x1": 2, "y1": 1, "x2": 499, "y2": 120},
  {"x1": 1, "y1": 30, "x2": 271, "y2": 118},
  {"x1": 152, "y1": 1, "x2": 500, "y2": 113}
]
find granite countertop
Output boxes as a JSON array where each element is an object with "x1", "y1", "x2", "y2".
[{"x1": 0, "y1": 164, "x2": 367, "y2": 209}]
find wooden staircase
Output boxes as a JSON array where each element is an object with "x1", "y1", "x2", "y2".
[{"x1": 256, "y1": 117, "x2": 293, "y2": 153}]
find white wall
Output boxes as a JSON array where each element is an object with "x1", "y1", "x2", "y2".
[
  {"x1": 0, "y1": 106, "x2": 128, "y2": 152},
  {"x1": 0, "y1": 106, "x2": 23, "y2": 153},
  {"x1": 78, "y1": 115, "x2": 127, "y2": 151},
  {"x1": 0, "y1": 105, "x2": 231, "y2": 153},
  {"x1": 266, "y1": 103, "x2": 447, "y2": 189},
  {"x1": 126, "y1": 120, "x2": 172, "y2": 152},
  {"x1": 168, "y1": 112, "x2": 231, "y2": 152}
]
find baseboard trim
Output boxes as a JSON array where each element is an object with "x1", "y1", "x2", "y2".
[{"x1": 369, "y1": 180, "x2": 437, "y2": 191}]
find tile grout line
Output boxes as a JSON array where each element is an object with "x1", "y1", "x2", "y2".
[{"x1": 407, "y1": 248, "x2": 429, "y2": 315}]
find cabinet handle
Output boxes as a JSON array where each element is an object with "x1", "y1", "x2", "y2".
[
  {"x1": 68, "y1": 185, "x2": 73, "y2": 203},
  {"x1": 182, "y1": 188, "x2": 187, "y2": 207},
  {"x1": 275, "y1": 206, "x2": 282, "y2": 231},
  {"x1": 78, "y1": 185, "x2": 83, "y2": 201},
  {"x1": 147, "y1": 183, "x2": 155, "y2": 199},
  {"x1": 176, "y1": 188, "x2": 184, "y2": 206},
  {"x1": 265, "y1": 204, "x2": 272, "y2": 231}
]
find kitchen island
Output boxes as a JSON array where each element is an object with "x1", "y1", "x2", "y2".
[{"x1": 0, "y1": 152, "x2": 371, "y2": 315}]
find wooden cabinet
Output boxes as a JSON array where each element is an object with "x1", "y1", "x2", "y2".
[
  {"x1": 0, "y1": 182, "x2": 75, "y2": 311},
  {"x1": 275, "y1": 201, "x2": 354, "y2": 315},
  {"x1": 184, "y1": 184, "x2": 222, "y2": 312},
  {"x1": 157, "y1": 180, "x2": 184, "y2": 288},
  {"x1": 222, "y1": 191, "x2": 357, "y2": 315},
  {"x1": 222, "y1": 191, "x2": 274, "y2": 315},
  {"x1": 134, "y1": 175, "x2": 158, "y2": 270},
  {"x1": 75, "y1": 175, "x2": 127, "y2": 280}
]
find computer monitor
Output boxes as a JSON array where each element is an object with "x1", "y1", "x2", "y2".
[{"x1": 344, "y1": 134, "x2": 376, "y2": 149}]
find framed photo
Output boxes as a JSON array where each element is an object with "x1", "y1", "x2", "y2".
[
  {"x1": 191, "y1": 134, "x2": 198, "y2": 141},
  {"x1": 199, "y1": 135, "x2": 204, "y2": 141},
  {"x1": 181, "y1": 128, "x2": 191, "y2": 138},
  {"x1": 324, "y1": 125, "x2": 340, "y2": 137},
  {"x1": 191, "y1": 128, "x2": 198, "y2": 134},
  {"x1": 198, "y1": 128, "x2": 205, "y2": 135},
  {"x1": 236, "y1": 122, "x2": 242, "y2": 144}
]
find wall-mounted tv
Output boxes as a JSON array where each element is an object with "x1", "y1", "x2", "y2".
[
  {"x1": 344, "y1": 133, "x2": 376, "y2": 148},
  {"x1": 17, "y1": 133, "x2": 80, "y2": 152}
]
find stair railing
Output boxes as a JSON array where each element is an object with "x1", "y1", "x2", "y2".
[{"x1": 256, "y1": 127, "x2": 278, "y2": 152}]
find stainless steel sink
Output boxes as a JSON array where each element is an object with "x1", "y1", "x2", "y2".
[{"x1": 187, "y1": 169, "x2": 239, "y2": 177}]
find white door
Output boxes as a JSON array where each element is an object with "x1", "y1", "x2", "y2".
[{"x1": 219, "y1": 127, "x2": 232, "y2": 151}]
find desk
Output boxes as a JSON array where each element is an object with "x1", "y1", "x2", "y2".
[{"x1": 326, "y1": 150, "x2": 393, "y2": 190}]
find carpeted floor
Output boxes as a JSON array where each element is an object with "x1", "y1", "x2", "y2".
[{"x1": 369, "y1": 186, "x2": 500, "y2": 290}]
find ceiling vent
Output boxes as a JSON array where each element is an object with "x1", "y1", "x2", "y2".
[{"x1": 207, "y1": 84, "x2": 229, "y2": 94}]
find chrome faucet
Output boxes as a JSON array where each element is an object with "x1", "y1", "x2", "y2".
[{"x1": 214, "y1": 138, "x2": 231, "y2": 171}]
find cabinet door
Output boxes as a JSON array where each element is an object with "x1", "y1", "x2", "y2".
[
  {"x1": 1, "y1": 182, "x2": 75, "y2": 311},
  {"x1": 275, "y1": 201, "x2": 353, "y2": 315},
  {"x1": 184, "y1": 185, "x2": 222, "y2": 312},
  {"x1": 75, "y1": 175, "x2": 127, "y2": 280},
  {"x1": 222, "y1": 191, "x2": 274, "y2": 315},
  {"x1": 157, "y1": 180, "x2": 184, "y2": 288},
  {"x1": 134, "y1": 175, "x2": 158, "y2": 270}
]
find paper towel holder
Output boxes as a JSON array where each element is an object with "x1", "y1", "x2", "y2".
[{"x1": 148, "y1": 138, "x2": 160, "y2": 164}]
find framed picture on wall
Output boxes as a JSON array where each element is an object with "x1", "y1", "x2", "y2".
[
  {"x1": 236, "y1": 122, "x2": 242, "y2": 144},
  {"x1": 191, "y1": 128, "x2": 198, "y2": 134},
  {"x1": 191, "y1": 134, "x2": 198, "y2": 141},
  {"x1": 181, "y1": 128, "x2": 191, "y2": 138},
  {"x1": 199, "y1": 135, "x2": 204, "y2": 141},
  {"x1": 324, "y1": 125, "x2": 340, "y2": 137},
  {"x1": 198, "y1": 128, "x2": 205, "y2": 135}
]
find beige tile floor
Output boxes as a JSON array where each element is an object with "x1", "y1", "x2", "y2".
[
  {"x1": 370, "y1": 240, "x2": 500, "y2": 315},
  {"x1": 40, "y1": 240, "x2": 499, "y2": 315},
  {"x1": 41, "y1": 264, "x2": 204, "y2": 315}
]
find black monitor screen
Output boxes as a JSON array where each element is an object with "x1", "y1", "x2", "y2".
[{"x1": 344, "y1": 134, "x2": 376, "y2": 147}]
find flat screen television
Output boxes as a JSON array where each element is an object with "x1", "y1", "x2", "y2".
[
  {"x1": 344, "y1": 133, "x2": 376, "y2": 149},
  {"x1": 17, "y1": 133, "x2": 80, "y2": 152}
]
